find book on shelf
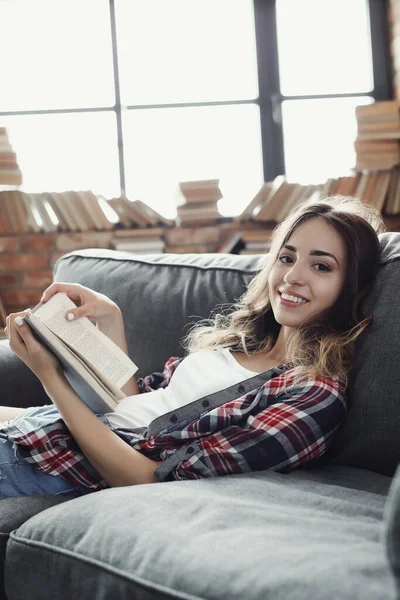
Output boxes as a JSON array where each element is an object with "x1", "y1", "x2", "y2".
[
  {"x1": 371, "y1": 170, "x2": 391, "y2": 213},
  {"x1": 179, "y1": 179, "x2": 223, "y2": 204},
  {"x1": 354, "y1": 173, "x2": 370, "y2": 199},
  {"x1": 20, "y1": 193, "x2": 41, "y2": 233},
  {"x1": 240, "y1": 230, "x2": 273, "y2": 254},
  {"x1": 114, "y1": 197, "x2": 152, "y2": 228},
  {"x1": 216, "y1": 230, "x2": 244, "y2": 254},
  {"x1": 113, "y1": 238, "x2": 165, "y2": 253},
  {"x1": 274, "y1": 183, "x2": 305, "y2": 222},
  {"x1": 108, "y1": 197, "x2": 133, "y2": 229},
  {"x1": 362, "y1": 172, "x2": 380, "y2": 206},
  {"x1": 164, "y1": 244, "x2": 210, "y2": 254},
  {"x1": 29, "y1": 193, "x2": 58, "y2": 233},
  {"x1": 0, "y1": 296, "x2": 6, "y2": 328},
  {"x1": 13, "y1": 191, "x2": 30, "y2": 234},
  {"x1": 114, "y1": 227, "x2": 165, "y2": 238},
  {"x1": 83, "y1": 192, "x2": 115, "y2": 231},
  {"x1": 24, "y1": 292, "x2": 138, "y2": 414},
  {"x1": 43, "y1": 192, "x2": 69, "y2": 231},
  {"x1": 0, "y1": 127, "x2": 22, "y2": 185},
  {"x1": 62, "y1": 191, "x2": 95, "y2": 232},
  {"x1": 177, "y1": 203, "x2": 220, "y2": 218},
  {"x1": 0, "y1": 194, "x2": 11, "y2": 235},
  {"x1": 132, "y1": 199, "x2": 174, "y2": 227},
  {"x1": 1, "y1": 191, "x2": 25, "y2": 233},
  {"x1": 50, "y1": 192, "x2": 80, "y2": 231},
  {"x1": 236, "y1": 182, "x2": 273, "y2": 222},
  {"x1": 385, "y1": 168, "x2": 400, "y2": 215}
]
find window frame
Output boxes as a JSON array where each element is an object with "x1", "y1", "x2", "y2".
[
  {"x1": 253, "y1": 0, "x2": 393, "y2": 181},
  {"x1": 0, "y1": 0, "x2": 393, "y2": 201}
]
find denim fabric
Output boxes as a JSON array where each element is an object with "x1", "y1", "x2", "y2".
[
  {"x1": 0, "y1": 437, "x2": 87, "y2": 499},
  {"x1": 0, "y1": 405, "x2": 111, "y2": 499}
]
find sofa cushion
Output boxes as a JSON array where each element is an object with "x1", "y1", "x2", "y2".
[
  {"x1": 383, "y1": 464, "x2": 400, "y2": 598},
  {"x1": 4, "y1": 466, "x2": 396, "y2": 600},
  {"x1": 0, "y1": 495, "x2": 74, "y2": 600}
]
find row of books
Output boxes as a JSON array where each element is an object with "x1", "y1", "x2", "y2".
[
  {"x1": 355, "y1": 101, "x2": 400, "y2": 171},
  {"x1": 236, "y1": 169, "x2": 398, "y2": 227},
  {"x1": 215, "y1": 167, "x2": 400, "y2": 255},
  {"x1": 112, "y1": 227, "x2": 165, "y2": 253},
  {"x1": 176, "y1": 179, "x2": 223, "y2": 226},
  {"x1": 0, "y1": 191, "x2": 174, "y2": 235},
  {"x1": 0, "y1": 127, "x2": 22, "y2": 186}
]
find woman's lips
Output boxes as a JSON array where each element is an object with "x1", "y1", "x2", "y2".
[{"x1": 278, "y1": 292, "x2": 309, "y2": 308}]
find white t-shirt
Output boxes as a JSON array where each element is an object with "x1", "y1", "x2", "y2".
[{"x1": 106, "y1": 348, "x2": 260, "y2": 430}]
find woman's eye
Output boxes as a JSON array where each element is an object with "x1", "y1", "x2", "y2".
[
  {"x1": 278, "y1": 255, "x2": 331, "y2": 272},
  {"x1": 315, "y1": 263, "x2": 331, "y2": 272}
]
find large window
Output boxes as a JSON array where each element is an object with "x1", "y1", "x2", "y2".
[{"x1": 0, "y1": 0, "x2": 391, "y2": 218}]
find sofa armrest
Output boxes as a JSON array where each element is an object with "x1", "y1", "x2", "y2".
[{"x1": 0, "y1": 339, "x2": 49, "y2": 409}]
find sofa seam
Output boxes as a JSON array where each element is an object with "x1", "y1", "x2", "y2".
[
  {"x1": 54, "y1": 250, "x2": 264, "y2": 276},
  {"x1": 7, "y1": 531, "x2": 205, "y2": 600}
]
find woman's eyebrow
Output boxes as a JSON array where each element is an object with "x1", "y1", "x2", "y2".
[{"x1": 283, "y1": 244, "x2": 339, "y2": 267}]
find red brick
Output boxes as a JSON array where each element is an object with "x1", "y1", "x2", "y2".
[
  {"x1": 23, "y1": 271, "x2": 53, "y2": 288},
  {"x1": 0, "y1": 237, "x2": 19, "y2": 252},
  {"x1": 0, "y1": 273, "x2": 20, "y2": 286},
  {"x1": 56, "y1": 232, "x2": 112, "y2": 252},
  {"x1": 21, "y1": 235, "x2": 55, "y2": 251},
  {"x1": 165, "y1": 226, "x2": 221, "y2": 246},
  {"x1": 3, "y1": 289, "x2": 42, "y2": 307},
  {"x1": 50, "y1": 251, "x2": 68, "y2": 269},
  {"x1": 0, "y1": 254, "x2": 49, "y2": 271}
]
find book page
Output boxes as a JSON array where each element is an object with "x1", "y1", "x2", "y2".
[{"x1": 32, "y1": 292, "x2": 138, "y2": 389}]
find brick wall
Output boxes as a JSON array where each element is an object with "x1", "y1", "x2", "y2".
[{"x1": 0, "y1": 225, "x2": 235, "y2": 316}]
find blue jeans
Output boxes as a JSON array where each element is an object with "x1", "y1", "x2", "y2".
[
  {"x1": 0, "y1": 437, "x2": 93, "y2": 499},
  {"x1": 0, "y1": 405, "x2": 108, "y2": 499}
]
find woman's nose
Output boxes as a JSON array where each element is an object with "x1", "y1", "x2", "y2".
[{"x1": 284, "y1": 262, "x2": 306, "y2": 285}]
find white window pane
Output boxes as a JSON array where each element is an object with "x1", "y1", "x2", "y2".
[
  {"x1": 0, "y1": 0, "x2": 115, "y2": 111},
  {"x1": 276, "y1": 0, "x2": 373, "y2": 96},
  {"x1": 115, "y1": 0, "x2": 258, "y2": 105},
  {"x1": 282, "y1": 97, "x2": 372, "y2": 184},
  {"x1": 1, "y1": 113, "x2": 120, "y2": 197},
  {"x1": 123, "y1": 104, "x2": 263, "y2": 218}
]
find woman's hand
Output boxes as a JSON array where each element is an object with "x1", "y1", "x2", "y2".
[
  {"x1": 40, "y1": 282, "x2": 121, "y2": 326},
  {"x1": 4, "y1": 310, "x2": 63, "y2": 382}
]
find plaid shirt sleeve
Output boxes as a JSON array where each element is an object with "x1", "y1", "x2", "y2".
[
  {"x1": 136, "y1": 356, "x2": 185, "y2": 393},
  {"x1": 156, "y1": 374, "x2": 348, "y2": 481}
]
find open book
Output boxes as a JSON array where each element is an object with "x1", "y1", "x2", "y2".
[{"x1": 23, "y1": 292, "x2": 138, "y2": 414}]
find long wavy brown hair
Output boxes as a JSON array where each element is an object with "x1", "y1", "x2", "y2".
[{"x1": 182, "y1": 195, "x2": 387, "y2": 390}]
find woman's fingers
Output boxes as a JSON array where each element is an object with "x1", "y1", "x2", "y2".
[
  {"x1": 7, "y1": 311, "x2": 31, "y2": 352},
  {"x1": 65, "y1": 301, "x2": 98, "y2": 322},
  {"x1": 41, "y1": 282, "x2": 84, "y2": 304}
]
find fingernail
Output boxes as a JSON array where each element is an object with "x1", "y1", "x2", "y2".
[
  {"x1": 67, "y1": 313, "x2": 75, "y2": 321},
  {"x1": 15, "y1": 317, "x2": 24, "y2": 326}
]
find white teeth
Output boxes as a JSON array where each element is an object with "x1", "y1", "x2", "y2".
[{"x1": 281, "y1": 292, "x2": 307, "y2": 304}]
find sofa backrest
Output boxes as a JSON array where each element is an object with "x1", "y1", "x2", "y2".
[{"x1": 54, "y1": 235, "x2": 400, "y2": 477}]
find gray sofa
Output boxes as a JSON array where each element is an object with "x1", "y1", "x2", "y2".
[{"x1": 1, "y1": 240, "x2": 400, "y2": 599}]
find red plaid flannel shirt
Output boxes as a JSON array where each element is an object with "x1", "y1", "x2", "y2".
[{"x1": 0, "y1": 356, "x2": 347, "y2": 490}]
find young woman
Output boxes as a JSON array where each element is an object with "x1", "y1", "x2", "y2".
[{"x1": 1, "y1": 195, "x2": 386, "y2": 499}]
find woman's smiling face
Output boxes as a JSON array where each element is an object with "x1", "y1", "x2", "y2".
[{"x1": 268, "y1": 217, "x2": 347, "y2": 328}]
